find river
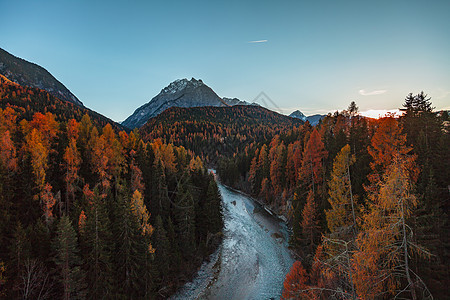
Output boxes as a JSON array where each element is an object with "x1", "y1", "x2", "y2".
[{"x1": 172, "y1": 182, "x2": 295, "y2": 300}]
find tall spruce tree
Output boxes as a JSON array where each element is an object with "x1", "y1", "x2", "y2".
[{"x1": 53, "y1": 215, "x2": 86, "y2": 300}]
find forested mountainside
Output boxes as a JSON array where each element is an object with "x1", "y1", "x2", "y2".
[
  {"x1": 0, "y1": 74, "x2": 122, "y2": 132},
  {"x1": 139, "y1": 104, "x2": 304, "y2": 165},
  {"x1": 0, "y1": 48, "x2": 82, "y2": 106},
  {"x1": 217, "y1": 96, "x2": 450, "y2": 299},
  {"x1": 0, "y1": 81, "x2": 223, "y2": 298}
]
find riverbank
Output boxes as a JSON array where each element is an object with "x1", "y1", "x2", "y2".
[{"x1": 172, "y1": 182, "x2": 295, "y2": 299}]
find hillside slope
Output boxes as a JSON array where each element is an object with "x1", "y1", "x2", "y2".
[
  {"x1": 0, "y1": 48, "x2": 82, "y2": 106},
  {"x1": 140, "y1": 105, "x2": 303, "y2": 164}
]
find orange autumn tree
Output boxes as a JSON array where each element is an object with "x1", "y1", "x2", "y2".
[
  {"x1": 354, "y1": 154, "x2": 431, "y2": 299},
  {"x1": 366, "y1": 116, "x2": 414, "y2": 188},
  {"x1": 26, "y1": 128, "x2": 49, "y2": 194},
  {"x1": 282, "y1": 261, "x2": 309, "y2": 299},
  {"x1": 0, "y1": 130, "x2": 18, "y2": 173},
  {"x1": 41, "y1": 183, "x2": 57, "y2": 225},
  {"x1": 64, "y1": 137, "x2": 81, "y2": 213},
  {"x1": 299, "y1": 128, "x2": 328, "y2": 194},
  {"x1": 269, "y1": 141, "x2": 286, "y2": 196}
]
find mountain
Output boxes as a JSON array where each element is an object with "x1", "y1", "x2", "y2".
[
  {"x1": 140, "y1": 104, "x2": 303, "y2": 164},
  {"x1": 0, "y1": 74, "x2": 123, "y2": 131},
  {"x1": 0, "y1": 48, "x2": 82, "y2": 106},
  {"x1": 306, "y1": 114, "x2": 326, "y2": 126},
  {"x1": 289, "y1": 109, "x2": 325, "y2": 126},
  {"x1": 122, "y1": 78, "x2": 252, "y2": 129},
  {"x1": 289, "y1": 110, "x2": 307, "y2": 121}
]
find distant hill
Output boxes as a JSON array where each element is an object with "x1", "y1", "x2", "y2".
[
  {"x1": 306, "y1": 114, "x2": 326, "y2": 126},
  {"x1": 0, "y1": 48, "x2": 82, "y2": 106},
  {"x1": 139, "y1": 105, "x2": 303, "y2": 164},
  {"x1": 289, "y1": 110, "x2": 307, "y2": 121},
  {"x1": 289, "y1": 109, "x2": 325, "y2": 126},
  {"x1": 0, "y1": 74, "x2": 123, "y2": 131},
  {"x1": 122, "y1": 78, "x2": 253, "y2": 129}
]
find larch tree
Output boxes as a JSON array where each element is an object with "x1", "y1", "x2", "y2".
[
  {"x1": 354, "y1": 154, "x2": 431, "y2": 299},
  {"x1": 63, "y1": 138, "x2": 81, "y2": 214},
  {"x1": 326, "y1": 144, "x2": 357, "y2": 237},
  {"x1": 299, "y1": 128, "x2": 328, "y2": 195},
  {"x1": 367, "y1": 116, "x2": 413, "y2": 188},
  {"x1": 281, "y1": 261, "x2": 309, "y2": 299}
]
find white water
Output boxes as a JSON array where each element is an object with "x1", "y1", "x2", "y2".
[{"x1": 172, "y1": 183, "x2": 295, "y2": 300}]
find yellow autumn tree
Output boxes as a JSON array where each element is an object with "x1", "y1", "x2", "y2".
[
  {"x1": 326, "y1": 144, "x2": 358, "y2": 236},
  {"x1": 130, "y1": 190, "x2": 154, "y2": 253},
  {"x1": 354, "y1": 154, "x2": 431, "y2": 299}
]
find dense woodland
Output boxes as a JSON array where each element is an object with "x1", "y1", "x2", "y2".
[
  {"x1": 139, "y1": 105, "x2": 303, "y2": 165},
  {"x1": 217, "y1": 96, "x2": 449, "y2": 299},
  {"x1": 0, "y1": 75, "x2": 123, "y2": 132},
  {"x1": 0, "y1": 79, "x2": 223, "y2": 299},
  {"x1": 1, "y1": 71, "x2": 449, "y2": 299}
]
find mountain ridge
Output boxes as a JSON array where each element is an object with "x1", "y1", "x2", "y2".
[{"x1": 0, "y1": 48, "x2": 83, "y2": 106}]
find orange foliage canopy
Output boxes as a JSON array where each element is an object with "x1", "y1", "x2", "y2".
[{"x1": 282, "y1": 261, "x2": 309, "y2": 299}]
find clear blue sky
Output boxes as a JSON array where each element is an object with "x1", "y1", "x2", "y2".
[{"x1": 2, "y1": 0, "x2": 449, "y2": 121}]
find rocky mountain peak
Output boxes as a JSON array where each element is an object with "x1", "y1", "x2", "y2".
[
  {"x1": 289, "y1": 110, "x2": 307, "y2": 121},
  {"x1": 122, "y1": 78, "x2": 251, "y2": 129},
  {"x1": 160, "y1": 78, "x2": 204, "y2": 95}
]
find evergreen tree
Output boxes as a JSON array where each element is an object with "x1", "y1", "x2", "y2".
[
  {"x1": 53, "y1": 215, "x2": 86, "y2": 300},
  {"x1": 153, "y1": 215, "x2": 170, "y2": 280},
  {"x1": 80, "y1": 189, "x2": 113, "y2": 299},
  {"x1": 174, "y1": 186, "x2": 196, "y2": 260}
]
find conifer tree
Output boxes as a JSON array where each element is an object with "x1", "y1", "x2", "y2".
[
  {"x1": 80, "y1": 188, "x2": 113, "y2": 298},
  {"x1": 153, "y1": 215, "x2": 170, "y2": 280},
  {"x1": 53, "y1": 215, "x2": 86, "y2": 300},
  {"x1": 354, "y1": 155, "x2": 431, "y2": 299},
  {"x1": 326, "y1": 144, "x2": 357, "y2": 237}
]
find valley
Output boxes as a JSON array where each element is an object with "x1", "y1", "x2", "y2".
[
  {"x1": 173, "y1": 182, "x2": 294, "y2": 300},
  {"x1": 0, "y1": 46, "x2": 448, "y2": 299}
]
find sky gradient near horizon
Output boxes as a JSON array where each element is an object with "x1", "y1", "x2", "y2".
[{"x1": 2, "y1": 0, "x2": 449, "y2": 121}]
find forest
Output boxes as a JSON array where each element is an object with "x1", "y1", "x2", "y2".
[
  {"x1": 1, "y1": 71, "x2": 449, "y2": 299},
  {"x1": 217, "y1": 95, "x2": 449, "y2": 299},
  {"x1": 0, "y1": 79, "x2": 223, "y2": 299},
  {"x1": 139, "y1": 104, "x2": 303, "y2": 165}
]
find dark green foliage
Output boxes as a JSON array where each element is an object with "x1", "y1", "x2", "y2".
[
  {"x1": 53, "y1": 215, "x2": 86, "y2": 300},
  {"x1": 81, "y1": 190, "x2": 114, "y2": 299},
  {"x1": 174, "y1": 187, "x2": 196, "y2": 259},
  {"x1": 153, "y1": 215, "x2": 170, "y2": 280}
]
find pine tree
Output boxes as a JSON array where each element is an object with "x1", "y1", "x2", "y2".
[
  {"x1": 53, "y1": 215, "x2": 86, "y2": 300},
  {"x1": 80, "y1": 188, "x2": 113, "y2": 299},
  {"x1": 112, "y1": 188, "x2": 148, "y2": 298},
  {"x1": 301, "y1": 190, "x2": 320, "y2": 257},
  {"x1": 174, "y1": 186, "x2": 196, "y2": 260},
  {"x1": 153, "y1": 215, "x2": 170, "y2": 280},
  {"x1": 204, "y1": 179, "x2": 223, "y2": 245}
]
